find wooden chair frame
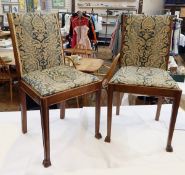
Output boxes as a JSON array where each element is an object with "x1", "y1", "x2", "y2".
[
  {"x1": 8, "y1": 13, "x2": 102, "y2": 167},
  {"x1": 105, "y1": 82, "x2": 182, "y2": 152},
  {"x1": 104, "y1": 15, "x2": 182, "y2": 152}
]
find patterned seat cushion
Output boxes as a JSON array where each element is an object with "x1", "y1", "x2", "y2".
[
  {"x1": 110, "y1": 66, "x2": 179, "y2": 89},
  {"x1": 22, "y1": 65, "x2": 100, "y2": 96}
]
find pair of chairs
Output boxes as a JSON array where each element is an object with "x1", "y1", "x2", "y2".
[{"x1": 8, "y1": 13, "x2": 181, "y2": 167}]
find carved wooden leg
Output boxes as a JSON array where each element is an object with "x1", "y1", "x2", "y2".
[
  {"x1": 20, "y1": 88, "x2": 27, "y2": 134},
  {"x1": 155, "y1": 97, "x2": 164, "y2": 121},
  {"x1": 116, "y1": 92, "x2": 121, "y2": 115},
  {"x1": 60, "y1": 101, "x2": 65, "y2": 119},
  {"x1": 95, "y1": 89, "x2": 102, "y2": 139},
  {"x1": 105, "y1": 85, "x2": 113, "y2": 143},
  {"x1": 166, "y1": 92, "x2": 181, "y2": 152},
  {"x1": 40, "y1": 100, "x2": 51, "y2": 167}
]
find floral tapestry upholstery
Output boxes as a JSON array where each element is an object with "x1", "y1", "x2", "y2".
[
  {"x1": 11, "y1": 13, "x2": 64, "y2": 75},
  {"x1": 110, "y1": 66, "x2": 179, "y2": 89},
  {"x1": 121, "y1": 15, "x2": 172, "y2": 70},
  {"x1": 22, "y1": 65, "x2": 100, "y2": 96}
]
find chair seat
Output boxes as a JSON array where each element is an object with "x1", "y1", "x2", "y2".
[
  {"x1": 110, "y1": 66, "x2": 179, "y2": 89},
  {"x1": 22, "y1": 65, "x2": 100, "y2": 96}
]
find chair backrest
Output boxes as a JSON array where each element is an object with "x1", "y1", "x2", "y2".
[
  {"x1": 72, "y1": 44, "x2": 95, "y2": 58},
  {"x1": 120, "y1": 14, "x2": 173, "y2": 70},
  {"x1": 8, "y1": 13, "x2": 64, "y2": 77}
]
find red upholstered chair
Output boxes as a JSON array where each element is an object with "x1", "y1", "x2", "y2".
[
  {"x1": 104, "y1": 14, "x2": 182, "y2": 152},
  {"x1": 8, "y1": 13, "x2": 102, "y2": 167}
]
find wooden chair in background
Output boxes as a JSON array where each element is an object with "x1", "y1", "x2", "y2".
[
  {"x1": 0, "y1": 57, "x2": 14, "y2": 101},
  {"x1": 64, "y1": 43, "x2": 96, "y2": 58}
]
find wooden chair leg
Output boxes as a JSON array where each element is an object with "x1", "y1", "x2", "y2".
[
  {"x1": 60, "y1": 101, "x2": 65, "y2": 119},
  {"x1": 116, "y1": 92, "x2": 121, "y2": 115},
  {"x1": 40, "y1": 100, "x2": 51, "y2": 168},
  {"x1": 95, "y1": 89, "x2": 102, "y2": 139},
  {"x1": 20, "y1": 89, "x2": 27, "y2": 134},
  {"x1": 83, "y1": 94, "x2": 88, "y2": 106},
  {"x1": 155, "y1": 97, "x2": 164, "y2": 121},
  {"x1": 166, "y1": 92, "x2": 181, "y2": 152},
  {"x1": 9, "y1": 80, "x2": 13, "y2": 102},
  {"x1": 105, "y1": 86, "x2": 113, "y2": 143},
  {"x1": 76, "y1": 97, "x2": 80, "y2": 108}
]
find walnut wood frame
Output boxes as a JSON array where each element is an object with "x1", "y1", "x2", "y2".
[
  {"x1": 105, "y1": 82, "x2": 182, "y2": 152},
  {"x1": 104, "y1": 15, "x2": 182, "y2": 152},
  {"x1": 8, "y1": 13, "x2": 102, "y2": 168}
]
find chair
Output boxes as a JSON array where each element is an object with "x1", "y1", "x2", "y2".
[
  {"x1": 104, "y1": 14, "x2": 182, "y2": 152},
  {"x1": 8, "y1": 13, "x2": 102, "y2": 167},
  {"x1": 0, "y1": 57, "x2": 13, "y2": 101},
  {"x1": 64, "y1": 43, "x2": 96, "y2": 58}
]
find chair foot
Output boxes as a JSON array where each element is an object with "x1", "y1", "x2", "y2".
[
  {"x1": 166, "y1": 145, "x2": 173, "y2": 152},
  {"x1": 42, "y1": 159, "x2": 51, "y2": 168},
  {"x1": 22, "y1": 130, "x2": 27, "y2": 134},
  {"x1": 95, "y1": 132, "x2": 102, "y2": 139},
  {"x1": 104, "y1": 136, "x2": 111, "y2": 143}
]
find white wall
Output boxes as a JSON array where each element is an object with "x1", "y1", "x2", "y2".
[{"x1": 143, "y1": 0, "x2": 165, "y2": 15}]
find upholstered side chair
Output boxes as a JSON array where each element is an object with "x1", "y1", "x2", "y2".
[
  {"x1": 8, "y1": 13, "x2": 102, "y2": 167},
  {"x1": 104, "y1": 14, "x2": 182, "y2": 152}
]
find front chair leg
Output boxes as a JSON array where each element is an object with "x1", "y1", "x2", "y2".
[
  {"x1": 105, "y1": 86, "x2": 113, "y2": 143},
  {"x1": 116, "y1": 92, "x2": 121, "y2": 115},
  {"x1": 60, "y1": 101, "x2": 65, "y2": 119},
  {"x1": 95, "y1": 89, "x2": 102, "y2": 139},
  {"x1": 20, "y1": 89, "x2": 27, "y2": 134},
  {"x1": 40, "y1": 100, "x2": 51, "y2": 167},
  {"x1": 155, "y1": 96, "x2": 164, "y2": 121},
  {"x1": 166, "y1": 92, "x2": 181, "y2": 152}
]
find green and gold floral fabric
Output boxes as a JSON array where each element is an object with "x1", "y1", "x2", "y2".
[
  {"x1": 110, "y1": 66, "x2": 179, "y2": 89},
  {"x1": 22, "y1": 65, "x2": 100, "y2": 96},
  {"x1": 11, "y1": 13, "x2": 64, "y2": 75},
  {"x1": 121, "y1": 15, "x2": 172, "y2": 70}
]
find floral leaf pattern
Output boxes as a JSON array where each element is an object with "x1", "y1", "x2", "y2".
[
  {"x1": 121, "y1": 15, "x2": 172, "y2": 70},
  {"x1": 12, "y1": 13, "x2": 64, "y2": 75},
  {"x1": 110, "y1": 66, "x2": 178, "y2": 89},
  {"x1": 111, "y1": 15, "x2": 179, "y2": 89},
  {"x1": 23, "y1": 65, "x2": 99, "y2": 96},
  {"x1": 10, "y1": 13, "x2": 99, "y2": 96}
]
